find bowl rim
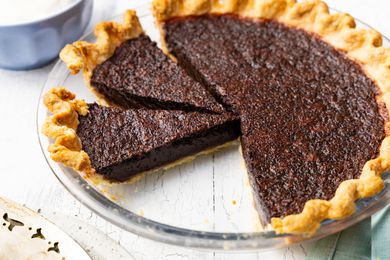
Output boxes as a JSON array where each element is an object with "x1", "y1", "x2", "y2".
[
  {"x1": 36, "y1": 6, "x2": 390, "y2": 251},
  {"x1": 0, "y1": 0, "x2": 85, "y2": 28}
]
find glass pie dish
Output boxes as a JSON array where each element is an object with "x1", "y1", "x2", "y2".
[{"x1": 37, "y1": 5, "x2": 390, "y2": 250}]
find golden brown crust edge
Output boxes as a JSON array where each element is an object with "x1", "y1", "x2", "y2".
[
  {"x1": 152, "y1": 0, "x2": 390, "y2": 236},
  {"x1": 59, "y1": 10, "x2": 144, "y2": 106},
  {"x1": 42, "y1": 87, "x2": 95, "y2": 177}
]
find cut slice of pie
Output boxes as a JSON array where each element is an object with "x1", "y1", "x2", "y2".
[
  {"x1": 42, "y1": 87, "x2": 240, "y2": 182},
  {"x1": 152, "y1": 0, "x2": 390, "y2": 235},
  {"x1": 60, "y1": 10, "x2": 224, "y2": 114}
]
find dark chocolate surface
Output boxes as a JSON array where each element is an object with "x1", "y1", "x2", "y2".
[
  {"x1": 77, "y1": 104, "x2": 240, "y2": 182},
  {"x1": 91, "y1": 35, "x2": 224, "y2": 114},
  {"x1": 164, "y1": 15, "x2": 385, "y2": 218}
]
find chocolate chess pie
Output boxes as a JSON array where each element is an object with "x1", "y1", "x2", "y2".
[{"x1": 43, "y1": 0, "x2": 390, "y2": 236}]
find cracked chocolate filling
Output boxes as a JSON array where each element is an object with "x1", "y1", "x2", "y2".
[
  {"x1": 164, "y1": 15, "x2": 385, "y2": 218},
  {"x1": 91, "y1": 35, "x2": 224, "y2": 114},
  {"x1": 77, "y1": 104, "x2": 240, "y2": 182}
]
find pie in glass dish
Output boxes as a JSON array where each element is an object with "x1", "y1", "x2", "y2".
[{"x1": 42, "y1": 0, "x2": 390, "y2": 236}]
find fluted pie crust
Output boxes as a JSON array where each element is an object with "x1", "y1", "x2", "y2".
[
  {"x1": 42, "y1": 87, "x2": 95, "y2": 177},
  {"x1": 152, "y1": 0, "x2": 390, "y2": 235}
]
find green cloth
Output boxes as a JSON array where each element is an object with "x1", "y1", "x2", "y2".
[
  {"x1": 307, "y1": 206, "x2": 390, "y2": 260},
  {"x1": 372, "y1": 206, "x2": 390, "y2": 260}
]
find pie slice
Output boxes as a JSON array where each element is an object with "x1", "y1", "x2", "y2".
[
  {"x1": 153, "y1": 0, "x2": 390, "y2": 235},
  {"x1": 42, "y1": 87, "x2": 240, "y2": 182},
  {"x1": 60, "y1": 10, "x2": 224, "y2": 114}
]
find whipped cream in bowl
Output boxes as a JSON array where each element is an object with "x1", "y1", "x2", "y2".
[
  {"x1": 0, "y1": 0, "x2": 92, "y2": 70},
  {"x1": 0, "y1": 0, "x2": 76, "y2": 26}
]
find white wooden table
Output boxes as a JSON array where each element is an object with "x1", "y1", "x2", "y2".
[{"x1": 0, "y1": 0, "x2": 388, "y2": 259}]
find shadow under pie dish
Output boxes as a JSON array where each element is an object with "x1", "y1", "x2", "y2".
[{"x1": 42, "y1": 0, "x2": 390, "y2": 237}]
